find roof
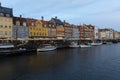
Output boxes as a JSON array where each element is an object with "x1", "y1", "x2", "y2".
[
  {"x1": 51, "y1": 18, "x2": 63, "y2": 25},
  {"x1": 13, "y1": 17, "x2": 27, "y2": 26},
  {"x1": 0, "y1": 6, "x2": 13, "y2": 17},
  {"x1": 26, "y1": 18, "x2": 38, "y2": 26}
]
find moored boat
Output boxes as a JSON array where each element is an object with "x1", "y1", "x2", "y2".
[
  {"x1": 37, "y1": 44, "x2": 57, "y2": 52},
  {"x1": 68, "y1": 42, "x2": 79, "y2": 48},
  {"x1": 0, "y1": 44, "x2": 14, "y2": 49},
  {"x1": 0, "y1": 43, "x2": 36, "y2": 56},
  {"x1": 79, "y1": 44, "x2": 91, "y2": 48},
  {"x1": 90, "y1": 42, "x2": 102, "y2": 46}
]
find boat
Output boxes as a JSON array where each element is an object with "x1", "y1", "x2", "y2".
[
  {"x1": 37, "y1": 44, "x2": 57, "y2": 52},
  {"x1": 0, "y1": 44, "x2": 36, "y2": 56},
  {"x1": 0, "y1": 44, "x2": 14, "y2": 49},
  {"x1": 68, "y1": 42, "x2": 79, "y2": 48},
  {"x1": 79, "y1": 44, "x2": 91, "y2": 48},
  {"x1": 90, "y1": 42, "x2": 102, "y2": 46}
]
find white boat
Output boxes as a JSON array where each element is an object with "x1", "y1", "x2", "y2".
[
  {"x1": 90, "y1": 42, "x2": 102, "y2": 46},
  {"x1": 0, "y1": 44, "x2": 14, "y2": 49},
  {"x1": 68, "y1": 42, "x2": 79, "y2": 48},
  {"x1": 79, "y1": 44, "x2": 91, "y2": 48},
  {"x1": 37, "y1": 44, "x2": 57, "y2": 52}
]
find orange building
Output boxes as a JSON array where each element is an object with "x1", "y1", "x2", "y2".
[{"x1": 79, "y1": 24, "x2": 94, "y2": 40}]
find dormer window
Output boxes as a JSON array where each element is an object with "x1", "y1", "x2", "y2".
[
  {"x1": 44, "y1": 24, "x2": 46, "y2": 27},
  {"x1": 0, "y1": 13, "x2": 4, "y2": 16},
  {"x1": 52, "y1": 25, "x2": 54, "y2": 27},
  {"x1": 31, "y1": 23, "x2": 34, "y2": 26},
  {"x1": 16, "y1": 21, "x2": 20, "y2": 26},
  {"x1": 23, "y1": 22, "x2": 26, "y2": 26},
  {"x1": 6, "y1": 14, "x2": 10, "y2": 17}
]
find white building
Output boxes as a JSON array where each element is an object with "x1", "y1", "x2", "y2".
[
  {"x1": 99, "y1": 29, "x2": 114, "y2": 40},
  {"x1": 94, "y1": 27, "x2": 99, "y2": 40},
  {"x1": 72, "y1": 25, "x2": 79, "y2": 40}
]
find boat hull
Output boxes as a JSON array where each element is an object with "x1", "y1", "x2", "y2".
[
  {"x1": 91, "y1": 43, "x2": 102, "y2": 46},
  {"x1": 37, "y1": 47, "x2": 57, "y2": 52},
  {"x1": 80, "y1": 45, "x2": 91, "y2": 48},
  {"x1": 68, "y1": 45, "x2": 79, "y2": 48}
]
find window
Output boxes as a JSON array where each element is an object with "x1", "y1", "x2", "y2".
[
  {"x1": 9, "y1": 31, "x2": 11, "y2": 35},
  {"x1": 0, "y1": 13, "x2": 4, "y2": 16},
  {"x1": 0, "y1": 25, "x2": 3, "y2": 28},
  {"x1": 5, "y1": 26, "x2": 7, "y2": 28},
  {"x1": 44, "y1": 24, "x2": 46, "y2": 27},
  {"x1": 9, "y1": 26, "x2": 11, "y2": 28},
  {"x1": 5, "y1": 31, "x2": 7, "y2": 35},
  {"x1": 16, "y1": 21, "x2": 20, "y2": 26},
  {"x1": 32, "y1": 23, "x2": 34, "y2": 26},
  {"x1": 6, "y1": 14, "x2": 10, "y2": 17},
  {"x1": 23, "y1": 22, "x2": 27, "y2": 26},
  {"x1": 49, "y1": 24, "x2": 51, "y2": 27}
]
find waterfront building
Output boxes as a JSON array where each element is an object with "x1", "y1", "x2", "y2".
[
  {"x1": 0, "y1": 3, "x2": 13, "y2": 39},
  {"x1": 50, "y1": 17, "x2": 64, "y2": 39},
  {"x1": 13, "y1": 15, "x2": 28, "y2": 40},
  {"x1": 113, "y1": 30, "x2": 119, "y2": 40},
  {"x1": 47, "y1": 21, "x2": 56, "y2": 39},
  {"x1": 63, "y1": 20, "x2": 72, "y2": 40},
  {"x1": 72, "y1": 25, "x2": 79, "y2": 40},
  {"x1": 27, "y1": 18, "x2": 48, "y2": 38},
  {"x1": 79, "y1": 24, "x2": 94, "y2": 41},
  {"x1": 119, "y1": 32, "x2": 120, "y2": 40},
  {"x1": 40, "y1": 17, "x2": 49, "y2": 39},
  {"x1": 94, "y1": 27, "x2": 99, "y2": 40},
  {"x1": 98, "y1": 28, "x2": 114, "y2": 40},
  {"x1": 27, "y1": 18, "x2": 38, "y2": 38}
]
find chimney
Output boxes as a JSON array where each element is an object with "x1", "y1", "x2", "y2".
[
  {"x1": 64, "y1": 20, "x2": 66, "y2": 23},
  {"x1": 55, "y1": 16, "x2": 57, "y2": 19},
  {"x1": 20, "y1": 15, "x2": 22, "y2": 18},
  {"x1": 41, "y1": 16, "x2": 44, "y2": 21},
  {"x1": 0, "y1": 2, "x2": 1, "y2": 7}
]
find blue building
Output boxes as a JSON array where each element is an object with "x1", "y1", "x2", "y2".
[{"x1": 13, "y1": 16, "x2": 28, "y2": 40}]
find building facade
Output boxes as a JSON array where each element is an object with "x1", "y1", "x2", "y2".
[
  {"x1": 113, "y1": 30, "x2": 119, "y2": 40},
  {"x1": 0, "y1": 3, "x2": 13, "y2": 39},
  {"x1": 27, "y1": 18, "x2": 48, "y2": 38},
  {"x1": 63, "y1": 21, "x2": 72, "y2": 40},
  {"x1": 94, "y1": 27, "x2": 99, "y2": 40},
  {"x1": 79, "y1": 24, "x2": 94, "y2": 40},
  {"x1": 98, "y1": 29, "x2": 114, "y2": 40},
  {"x1": 47, "y1": 21, "x2": 56, "y2": 38},
  {"x1": 13, "y1": 16, "x2": 28, "y2": 39},
  {"x1": 50, "y1": 17, "x2": 64, "y2": 39},
  {"x1": 72, "y1": 25, "x2": 79, "y2": 40}
]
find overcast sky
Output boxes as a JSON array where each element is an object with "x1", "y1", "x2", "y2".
[{"x1": 1, "y1": 0, "x2": 120, "y2": 31}]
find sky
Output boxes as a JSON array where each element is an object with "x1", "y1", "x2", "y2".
[{"x1": 1, "y1": 0, "x2": 120, "y2": 31}]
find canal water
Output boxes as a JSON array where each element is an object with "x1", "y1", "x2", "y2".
[{"x1": 0, "y1": 43, "x2": 120, "y2": 80}]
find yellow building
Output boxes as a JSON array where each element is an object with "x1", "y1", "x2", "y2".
[
  {"x1": 28, "y1": 19, "x2": 48, "y2": 38},
  {"x1": 0, "y1": 3, "x2": 13, "y2": 39}
]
